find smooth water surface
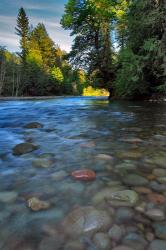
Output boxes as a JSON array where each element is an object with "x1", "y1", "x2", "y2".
[{"x1": 0, "y1": 97, "x2": 166, "y2": 250}]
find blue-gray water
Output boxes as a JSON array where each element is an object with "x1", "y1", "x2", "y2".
[{"x1": 0, "y1": 97, "x2": 166, "y2": 250}]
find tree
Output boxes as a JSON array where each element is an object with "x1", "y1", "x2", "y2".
[
  {"x1": 30, "y1": 23, "x2": 56, "y2": 70},
  {"x1": 61, "y1": 0, "x2": 116, "y2": 91},
  {"x1": 15, "y1": 7, "x2": 29, "y2": 63},
  {"x1": 114, "y1": 0, "x2": 166, "y2": 98}
]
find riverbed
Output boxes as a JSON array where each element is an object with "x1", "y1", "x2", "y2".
[{"x1": 0, "y1": 97, "x2": 166, "y2": 250}]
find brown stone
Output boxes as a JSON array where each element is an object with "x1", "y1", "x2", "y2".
[
  {"x1": 133, "y1": 187, "x2": 152, "y2": 194},
  {"x1": 147, "y1": 193, "x2": 166, "y2": 204}
]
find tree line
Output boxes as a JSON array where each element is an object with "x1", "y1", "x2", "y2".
[
  {"x1": 0, "y1": 1, "x2": 165, "y2": 98},
  {"x1": 0, "y1": 8, "x2": 90, "y2": 96}
]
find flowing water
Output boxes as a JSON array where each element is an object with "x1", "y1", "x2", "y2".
[{"x1": 0, "y1": 97, "x2": 166, "y2": 250}]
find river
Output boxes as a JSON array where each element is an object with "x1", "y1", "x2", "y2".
[{"x1": 0, "y1": 97, "x2": 166, "y2": 250}]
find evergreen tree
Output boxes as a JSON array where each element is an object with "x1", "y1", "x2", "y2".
[
  {"x1": 30, "y1": 23, "x2": 56, "y2": 70},
  {"x1": 15, "y1": 7, "x2": 29, "y2": 63}
]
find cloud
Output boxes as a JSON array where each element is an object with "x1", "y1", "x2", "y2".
[
  {"x1": 0, "y1": 31, "x2": 19, "y2": 51},
  {"x1": 0, "y1": 0, "x2": 72, "y2": 52}
]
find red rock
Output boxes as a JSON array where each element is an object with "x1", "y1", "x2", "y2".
[
  {"x1": 147, "y1": 193, "x2": 166, "y2": 204},
  {"x1": 71, "y1": 169, "x2": 96, "y2": 181}
]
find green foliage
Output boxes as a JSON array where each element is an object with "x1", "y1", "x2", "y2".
[
  {"x1": 51, "y1": 67, "x2": 64, "y2": 83},
  {"x1": 114, "y1": 49, "x2": 148, "y2": 97},
  {"x1": 114, "y1": 0, "x2": 166, "y2": 98}
]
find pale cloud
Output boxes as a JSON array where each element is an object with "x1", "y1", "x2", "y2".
[{"x1": 0, "y1": 31, "x2": 19, "y2": 51}]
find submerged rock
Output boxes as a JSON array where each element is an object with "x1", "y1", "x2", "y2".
[
  {"x1": 27, "y1": 197, "x2": 50, "y2": 211},
  {"x1": 153, "y1": 169, "x2": 166, "y2": 177},
  {"x1": 64, "y1": 241, "x2": 85, "y2": 250},
  {"x1": 71, "y1": 169, "x2": 96, "y2": 181},
  {"x1": 147, "y1": 193, "x2": 166, "y2": 204},
  {"x1": 115, "y1": 207, "x2": 134, "y2": 223},
  {"x1": 13, "y1": 143, "x2": 38, "y2": 155},
  {"x1": 96, "y1": 154, "x2": 113, "y2": 160},
  {"x1": 92, "y1": 186, "x2": 125, "y2": 204},
  {"x1": 148, "y1": 240, "x2": 166, "y2": 250},
  {"x1": 151, "y1": 155, "x2": 166, "y2": 168},
  {"x1": 32, "y1": 158, "x2": 54, "y2": 168},
  {"x1": 62, "y1": 206, "x2": 112, "y2": 238},
  {"x1": 39, "y1": 235, "x2": 64, "y2": 250},
  {"x1": 24, "y1": 122, "x2": 44, "y2": 129},
  {"x1": 108, "y1": 224, "x2": 125, "y2": 242},
  {"x1": 117, "y1": 150, "x2": 142, "y2": 159},
  {"x1": 145, "y1": 209, "x2": 165, "y2": 221},
  {"x1": 153, "y1": 222, "x2": 166, "y2": 240},
  {"x1": 0, "y1": 191, "x2": 18, "y2": 203},
  {"x1": 107, "y1": 190, "x2": 139, "y2": 207},
  {"x1": 51, "y1": 170, "x2": 68, "y2": 181},
  {"x1": 93, "y1": 232, "x2": 111, "y2": 250},
  {"x1": 123, "y1": 174, "x2": 148, "y2": 186},
  {"x1": 122, "y1": 233, "x2": 148, "y2": 250}
]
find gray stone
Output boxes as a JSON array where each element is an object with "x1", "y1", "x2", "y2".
[
  {"x1": 92, "y1": 186, "x2": 125, "y2": 204},
  {"x1": 39, "y1": 235, "x2": 64, "y2": 250},
  {"x1": 145, "y1": 209, "x2": 165, "y2": 221},
  {"x1": 93, "y1": 233, "x2": 111, "y2": 250},
  {"x1": 152, "y1": 155, "x2": 166, "y2": 168},
  {"x1": 115, "y1": 207, "x2": 134, "y2": 223},
  {"x1": 51, "y1": 170, "x2": 68, "y2": 181},
  {"x1": 108, "y1": 224, "x2": 125, "y2": 242},
  {"x1": 64, "y1": 241, "x2": 85, "y2": 250},
  {"x1": 148, "y1": 240, "x2": 166, "y2": 250},
  {"x1": 153, "y1": 169, "x2": 166, "y2": 177},
  {"x1": 153, "y1": 222, "x2": 166, "y2": 240},
  {"x1": 32, "y1": 158, "x2": 54, "y2": 168},
  {"x1": 107, "y1": 190, "x2": 139, "y2": 207},
  {"x1": 62, "y1": 206, "x2": 112, "y2": 238},
  {"x1": 123, "y1": 233, "x2": 148, "y2": 250},
  {"x1": 123, "y1": 174, "x2": 148, "y2": 186},
  {"x1": 0, "y1": 191, "x2": 18, "y2": 203}
]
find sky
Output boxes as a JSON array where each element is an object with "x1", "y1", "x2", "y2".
[{"x1": 0, "y1": 0, "x2": 73, "y2": 52}]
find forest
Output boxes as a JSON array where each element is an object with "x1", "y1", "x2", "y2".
[{"x1": 0, "y1": 0, "x2": 165, "y2": 98}]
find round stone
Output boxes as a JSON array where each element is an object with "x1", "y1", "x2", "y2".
[
  {"x1": 123, "y1": 174, "x2": 148, "y2": 186},
  {"x1": 62, "y1": 206, "x2": 112, "y2": 238},
  {"x1": 93, "y1": 232, "x2": 111, "y2": 250},
  {"x1": 115, "y1": 207, "x2": 134, "y2": 223},
  {"x1": 108, "y1": 190, "x2": 139, "y2": 207},
  {"x1": 145, "y1": 209, "x2": 165, "y2": 221},
  {"x1": 108, "y1": 224, "x2": 125, "y2": 242}
]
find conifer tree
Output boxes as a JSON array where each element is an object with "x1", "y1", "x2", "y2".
[{"x1": 15, "y1": 7, "x2": 29, "y2": 64}]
